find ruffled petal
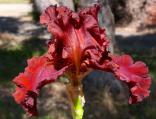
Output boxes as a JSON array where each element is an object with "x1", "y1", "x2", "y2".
[
  {"x1": 40, "y1": 4, "x2": 109, "y2": 74},
  {"x1": 113, "y1": 54, "x2": 133, "y2": 67},
  {"x1": 113, "y1": 55, "x2": 151, "y2": 104},
  {"x1": 13, "y1": 56, "x2": 68, "y2": 116}
]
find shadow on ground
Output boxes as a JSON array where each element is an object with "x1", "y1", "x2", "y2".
[
  {"x1": 0, "y1": 17, "x2": 45, "y2": 36},
  {"x1": 115, "y1": 33, "x2": 156, "y2": 56},
  {"x1": 0, "y1": 17, "x2": 20, "y2": 33}
]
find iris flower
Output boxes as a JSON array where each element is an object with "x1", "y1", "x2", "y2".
[{"x1": 12, "y1": 4, "x2": 151, "y2": 117}]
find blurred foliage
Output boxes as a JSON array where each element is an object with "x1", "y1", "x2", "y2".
[
  {"x1": 29, "y1": 10, "x2": 40, "y2": 21},
  {"x1": 73, "y1": 0, "x2": 80, "y2": 11}
]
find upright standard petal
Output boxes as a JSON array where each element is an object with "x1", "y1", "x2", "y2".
[
  {"x1": 113, "y1": 55, "x2": 151, "y2": 104},
  {"x1": 40, "y1": 5, "x2": 110, "y2": 75},
  {"x1": 13, "y1": 56, "x2": 67, "y2": 116}
]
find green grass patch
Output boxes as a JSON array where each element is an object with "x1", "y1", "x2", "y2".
[{"x1": 0, "y1": 37, "x2": 46, "y2": 84}]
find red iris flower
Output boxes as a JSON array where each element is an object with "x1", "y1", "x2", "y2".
[{"x1": 12, "y1": 4, "x2": 151, "y2": 116}]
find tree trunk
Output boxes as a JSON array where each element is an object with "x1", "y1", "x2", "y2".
[
  {"x1": 110, "y1": 0, "x2": 156, "y2": 29},
  {"x1": 33, "y1": 0, "x2": 74, "y2": 13}
]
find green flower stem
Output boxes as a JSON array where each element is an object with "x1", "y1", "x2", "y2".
[
  {"x1": 65, "y1": 78, "x2": 84, "y2": 119},
  {"x1": 72, "y1": 95, "x2": 84, "y2": 119}
]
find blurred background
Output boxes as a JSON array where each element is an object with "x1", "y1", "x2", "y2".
[{"x1": 0, "y1": 0, "x2": 156, "y2": 119}]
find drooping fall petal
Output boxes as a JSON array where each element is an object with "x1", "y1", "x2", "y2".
[
  {"x1": 113, "y1": 55, "x2": 151, "y2": 104},
  {"x1": 13, "y1": 56, "x2": 68, "y2": 116}
]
